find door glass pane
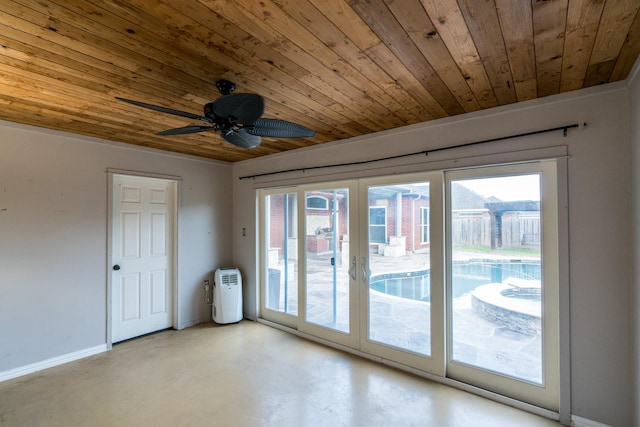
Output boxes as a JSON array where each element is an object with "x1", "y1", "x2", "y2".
[
  {"x1": 368, "y1": 182, "x2": 431, "y2": 356},
  {"x1": 265, "y1": 193, "x2": 298, "y2": 315},
  {"x1": 304, "y1": 189, "x2": 349, "y2": 333},
  {"x1": 450, "y1": 174, "x2": 543, "y2": 384}
]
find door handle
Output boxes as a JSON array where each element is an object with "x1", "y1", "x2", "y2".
[
  {"x1": 361, "y1": 257, "x2": 369, "y2": 280},
  {"x1": 349, "y1": 256, "x2": 357, "y2": 280},
  {"x1": 113, "y1": 264, "x2": 121, "y2": 271}
]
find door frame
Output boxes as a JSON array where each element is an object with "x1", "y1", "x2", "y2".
[
  {"x1": 297, "y1": 181, "x2": 360, "y2": 349},
  {"x1": 358, "y1": 172, "x2": 445, "y2": 376},
  {"x1": 255, "y1": 149, "x2": 569, "y2": 419},
  {"x1": 106, "y1": 169, "x2": 180, "y2": 349},
  {"x1": 258, "y1": 187, "x2": 299, "y2": 329},
  {"x1": 444, "y1": 161, "x2": 560, "y2": 411}
]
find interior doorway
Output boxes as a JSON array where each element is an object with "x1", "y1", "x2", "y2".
[{"x1": 109, "y1": 173, "x2": 178, "y2": 343}]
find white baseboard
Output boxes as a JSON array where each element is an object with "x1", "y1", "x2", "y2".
[
  {"x1": 179, "y1": 319, "x2": 202, "y2": 330},
  {"x1": 571, "y1": 415, "x2": 612, "y2": 427},
  {"x1": 0, "y1": 344, "x2": 107, "y2": 382}
]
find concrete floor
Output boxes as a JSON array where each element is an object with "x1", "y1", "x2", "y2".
[{"x1": 0, "y1": 322, "x2": 562, "y2": 427}]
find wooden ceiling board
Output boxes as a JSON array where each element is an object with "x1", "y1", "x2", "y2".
[
  {"x1": 585, "y1": 0, "x2": 640, "y2": 86},
  {"x1": 238, "y1": 1, "x2": 417, "y2": 128},
  {"x1": 386, "y1": 0, "x2": 482, "y2": 113},
  {"x1": 348, "y1": 0, "x2": 461, "y2": 117},
  {"x1": 457, "y1": 0, "x2": 517, "y2": 106},
  {"x1": 209, "y1": 1, "x2": 397, "y2": 132},
  {"x1": 560, "y1": 0, "x2": 606, "y2": 92},
  {"x1": 420, "y1": 0, "x2": 499, "y2": 108},
  {"x1": 532, "y1": 0, "x2": 568, "y2": 97},
  {"x1": 272, "y1": 0, "x2": 427, "y2": 124},
  {"x1": 494, "y1": 0, "x2": 538, "y2": 102},
  {"x1": 308, "y1": 0, "x2": 443, "y2": 120},
  {"x1": 0, "y1": 0, "x2": 639, "y2": 162},
  {"x1": 611, "y1": 8, "x2": 640, "y2": 81}
]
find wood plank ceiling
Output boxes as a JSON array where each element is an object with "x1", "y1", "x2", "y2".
[{"x1": 1, "y1": 0, "x2": 640, "y2": 162}]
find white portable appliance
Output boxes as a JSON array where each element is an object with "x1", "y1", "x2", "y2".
[{"x1": 213, "y1": 268, "x2": 243, "y2": 324}]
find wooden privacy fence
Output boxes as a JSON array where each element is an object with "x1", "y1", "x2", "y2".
[
  {"x1": 451, "y1": 217, "x2": 491, "y2": 247},
  {"x1": 451, "y1": 213, "x2": 540, "y2": 250},
  {"x1": 503, "y1": 215, "x2": 541, "y2": 248}
]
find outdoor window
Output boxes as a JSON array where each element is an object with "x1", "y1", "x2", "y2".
[
  {"x1": 420, "y1": 207, "x2": 430, "y2": 243},
  {"x1": 263, "y1": 191, "x2": 299, "y2": 320},
  {"x1": 369, "y1": 206, "x2": 386, "y2": 243},
  {"x1": 306, "y1": 196, "x2": 328, "y2": 210}
]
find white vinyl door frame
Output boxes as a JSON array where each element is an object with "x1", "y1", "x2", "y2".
[
  {"x1": 358, "y1": 172, "x2": 445, "y2": 376},
  {"x1": 106, "y1": 169, "x2": 180, "y2": 349},
  {"x1": 255, "y1": 149, "x2": 569, "y2": 418},
  {"x1": 297, "y1": 181, "x2": 359, "y2": 349},
  {"x1": 444, "y1": 161, "x2": 560, "y2": 411}
]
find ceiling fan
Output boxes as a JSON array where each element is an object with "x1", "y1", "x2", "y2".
[{"x1": 116, "y1": 80, "x2": 315, "y2": 149}]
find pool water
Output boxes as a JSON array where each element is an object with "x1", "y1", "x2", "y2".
[
  {"x1": 370, "y1": 270, "x2": 431, "y2": 301},
  {"x1": 370, "y1": 260, "x2": 541, "y2": 302}
]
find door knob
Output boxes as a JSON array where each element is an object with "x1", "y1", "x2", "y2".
[{"x1": 113, "y1": 264, "x2": 121, "y2": 271}]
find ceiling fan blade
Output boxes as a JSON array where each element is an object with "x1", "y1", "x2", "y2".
[
  {"x1": 211, "y1": 93, "x2": 264, "y2": 124},
  {"x1": 117, "y1": 97, "x2": 211, "y2": 122},
  {"x1": 221, "y1": 128, "x2": 261, "y2": 149},
  {"x1": 248, "y1": 118, "x2": 316, "y2": 138},
  {"x1": 157, "y1": 125, "x2": 217, "y2": 136}
]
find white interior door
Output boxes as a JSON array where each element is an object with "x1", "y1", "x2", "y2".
[{"x1": 111, "y1": 174, "x2": 176, "y2": 343}]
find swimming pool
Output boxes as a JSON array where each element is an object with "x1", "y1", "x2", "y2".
[{"x1": 369, "y1": 259, "x2": 541, "y2": 302}]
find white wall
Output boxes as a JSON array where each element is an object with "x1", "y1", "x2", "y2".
[
  {"x1": 232, "y1": 84, "x2": 633, "y2": 426},
  {"x1": 0, "y1": 122, "x2": 232, "y2": 372},
  {"x1": 629, "y1": 62, "x2": 640, "y2": 427}
]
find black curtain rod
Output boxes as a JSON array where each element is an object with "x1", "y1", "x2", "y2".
[{"x1": 239, "y1": 122, "x2": 585, "y2": 180}]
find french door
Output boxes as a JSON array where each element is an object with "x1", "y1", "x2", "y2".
[
  {"x1": 259, "y1": 161, "x2": 560, "y2": 410},
  {"x1": 297, "y1": 183, "x2": 359, "y2": 347},
  {"x1": 260, "y1": 175, "x2": 442, "y2": 369},
  {"x1": 445, "y1": 162, "x2": 559, "y2": 410},
  {"x1": 358, "y1": 173, "x2": 444, "y2": 375}
]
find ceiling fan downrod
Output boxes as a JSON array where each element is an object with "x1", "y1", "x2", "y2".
[{"x1": 215, "y1": 79, "x2": 236, "y2": 96}]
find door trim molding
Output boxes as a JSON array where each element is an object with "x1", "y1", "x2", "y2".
[
  {"x1": 106, "y1": 168, "x2": 182, "y2": 181},
  {"x1": 106, "y1": 171, "x2": 180, "y2": 349}
]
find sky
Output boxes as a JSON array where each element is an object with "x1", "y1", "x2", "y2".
[{"x1": 456, "y1": 174, "x2": 540, "y2": 202}]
